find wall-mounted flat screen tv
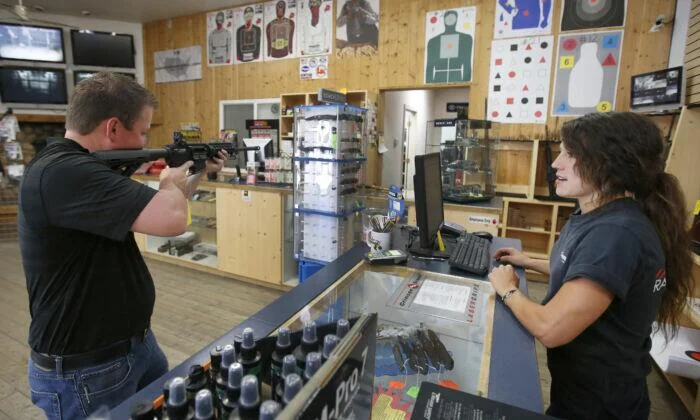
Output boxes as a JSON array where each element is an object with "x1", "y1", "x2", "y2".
[
  {"x1": 631, "y1": 66, "x2": 684, "y2": 112},
  {"x1": 71, "y1": 30, "x2": 135, "y2": 68},
  {"x1": 0, "y1": 23, "x2": 64, "y2": 62},
  {"x1": 74, "y1": 71, "x2": 136, "y2": 84},
  {"x1": 0, "y1": 67, "x2": 67, "y2": 104}
]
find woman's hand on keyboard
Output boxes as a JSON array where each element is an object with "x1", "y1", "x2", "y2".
[{"x1": 494, "y1": 247, "x2": 529, "y2": 267}]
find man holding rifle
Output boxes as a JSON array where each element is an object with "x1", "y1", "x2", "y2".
[{"x1": 18, "y1": 72, "x2": 227, "y2": 419}]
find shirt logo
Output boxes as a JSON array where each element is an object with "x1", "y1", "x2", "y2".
[
  {"x1": 653, "y1": 268, "x2": 667, "y2": 293},
  {"x1": 560, "y1": 252, "x2": 567, "y2": 264}
]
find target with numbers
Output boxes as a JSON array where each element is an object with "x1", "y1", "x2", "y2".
[
  {"x1": 551, "y1": 30, "x2": 623, "y2": 117},
  {"x1": 561, "y1": 0, "x2": 626, "y2": 31}
]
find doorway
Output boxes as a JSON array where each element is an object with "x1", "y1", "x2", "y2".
[{"x1": 380, "y1": 87, "x2": 469, "y2": 190}]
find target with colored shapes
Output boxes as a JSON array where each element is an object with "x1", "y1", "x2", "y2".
[
  {"x1": 561, "y1": 0, "x2": 626, "y2": 32},
  {"x1": 488, "y1": 35, "x2": 553, "y2": 124},
  {"x1": 551, "y1": 30, "x2": 623, "y2": 117}
]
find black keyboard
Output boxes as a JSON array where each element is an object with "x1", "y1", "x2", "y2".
[{"x1": 448, "y1": 233, "x2": 491, "y2": 275}]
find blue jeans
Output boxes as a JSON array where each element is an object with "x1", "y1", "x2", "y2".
[{"x1": 28, "y1": 329, "x2": 169, "y2": 420}]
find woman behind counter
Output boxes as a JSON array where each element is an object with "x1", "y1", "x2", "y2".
[{"x1": 488, "y1": 112, "x2": 694, "y2": 419}]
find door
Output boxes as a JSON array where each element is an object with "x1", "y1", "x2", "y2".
[{"x1": 402, "y1": 107, "x2": 418, "y2": 190}]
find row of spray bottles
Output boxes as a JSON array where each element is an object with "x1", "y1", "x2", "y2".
[{"x1": 130, "y1": 318, "x2": 350, "y2": 420}]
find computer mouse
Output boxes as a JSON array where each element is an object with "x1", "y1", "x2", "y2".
[{"x1": 472, "y1": 231, "x2": 493, "y2": 241}]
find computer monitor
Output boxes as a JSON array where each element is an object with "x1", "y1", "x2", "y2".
[
  {"x1": 630, "y1": 66, "x2": 684, "y2": 113},
  {"x1": 411, "y1": 153, "x2": 446, "y2": 257},
  {"x1": 243, "y1": 138, "x2": 272, "y2": 162}
]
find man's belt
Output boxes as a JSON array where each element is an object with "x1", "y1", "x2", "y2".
[{"x1": 30, "y1": 329, "x2": 148, "y2": 372}]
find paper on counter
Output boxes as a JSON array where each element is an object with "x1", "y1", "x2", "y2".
[{"x1": 413, "y1": 279, "x2": 470, "y2": 314}]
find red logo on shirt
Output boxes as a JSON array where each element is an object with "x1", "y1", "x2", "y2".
[{"x1": 653, "y1": 268, "x2": 667, "y2": 293}]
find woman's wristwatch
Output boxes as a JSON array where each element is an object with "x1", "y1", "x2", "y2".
[{"x1": 501, "y1": 288, "x2": 519, "y2": 305}]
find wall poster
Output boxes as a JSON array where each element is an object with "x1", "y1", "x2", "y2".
[
  {"x1": 551, "y1": 30, "x2": 623, "y2": 117},
  {"x1": 234, "y1": 4, "x2": 265, "y2": 64},
  {"x1": 264, "y1": 0, "x2": 297, "y2": 61},
  {"x1": 207, "y1": 9, "x2": 234, "y2": 66},
  {"x1": 493, "y1": 0, "x2": 553, "y2": 39},
  {"x1": 561, "y1": 0, "x2": 626, "y2": 31},
  {"x1": 424, "y1": 7, "x2": 476, "y2": 84},
  {"x1": 335, "y1": 0, "x2": 380, "y2": 58},
  {"x1": 155, "y1": 46, "x2": 202, "y2": 83},
  {"x1": 488, "y1": 35, "x2": 554, "y2": 124},
  {"x1": 298, "y1": 0, "x2": 333, "y2": 57}
]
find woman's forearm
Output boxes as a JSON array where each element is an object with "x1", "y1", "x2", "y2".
[{"x1": 525, "y1": 258, "x2": 550, "y2": 275}]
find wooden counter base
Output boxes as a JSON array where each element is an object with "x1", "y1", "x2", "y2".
[{"x1": 142, "y1": 251, "x2": 293, "y2": 292}]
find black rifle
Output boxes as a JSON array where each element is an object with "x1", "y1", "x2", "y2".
[{"x1": 93, "y1": 132, "x2": 260, "y2": 177}]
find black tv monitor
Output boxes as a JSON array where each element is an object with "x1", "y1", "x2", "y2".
[
  {"x1": 74, "y1": 71, "x2": 135, "y2": 85},
  {"x1": 71, "y1": 30, "x2": 135, "y2": 68},
  {"x1": 0, "y1": 23, "x2": 64, "y2": 63},
  {"x1": 631, "y1": 66, "x2": 684, "y2": 112},
  {"x1": 0, "y1": 67, "x2": 67, "y2": 104},
  {"x1": 412, "y1": 153, "x2": 446, "y2": 256}
]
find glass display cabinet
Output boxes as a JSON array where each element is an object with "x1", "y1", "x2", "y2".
[
  {"x1": 426, "y1": 119, "x2": 499, "y2": 204},
  {"x1": 278, "y1": 263, "x2": 496, "y2": 417}
]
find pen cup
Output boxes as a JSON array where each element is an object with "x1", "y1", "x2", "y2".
[
  {"x1": 369, "y1": 231, "x2": 391, "y2": 251},
  {"x1": 362, "y1": 208, "x2": 385, "y2": 245}
]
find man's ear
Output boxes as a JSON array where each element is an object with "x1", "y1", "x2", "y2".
[{"x1": 105, "y1": 117, "x2": 120, "y2": 143}]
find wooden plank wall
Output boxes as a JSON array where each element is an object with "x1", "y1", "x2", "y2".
[
  {"x1": 686, "y1": 0, "x2": 700, "y2": 104},
  {"x1": 143, "y1": 0, "x2": 675, "y2": 147}
]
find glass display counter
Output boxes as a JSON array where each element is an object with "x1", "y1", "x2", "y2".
[
  {"x1": 279, "y1": 263, "x2": 496, "y2": 417},
  {"x1": 113, "y1": 239, "x2": 541, "y2": 419}
]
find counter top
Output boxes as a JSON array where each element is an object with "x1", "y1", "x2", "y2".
[
  {"x1": 113, "y1": 233, "x2": 542, "y2": 417},
  {"x1": 404, "y1": 189, "x2": 504, "y2": 211},
  {"x1": 133, "y1": 175, "x2": 293, "y2": 194},
  {"x1": 393, "y1": 229, "x2": 541, "y2": 412}
]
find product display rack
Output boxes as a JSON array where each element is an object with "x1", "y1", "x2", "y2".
[{"x1": 292, "y1": 103, "x2": 367, "y2": 268}]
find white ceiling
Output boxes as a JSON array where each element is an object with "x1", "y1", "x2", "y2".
[{"x1": 3, "y1": 0, "x2": 255, "y2": 23}]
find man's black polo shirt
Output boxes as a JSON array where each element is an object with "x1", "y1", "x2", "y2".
[{"x1": 18, "y1": 138, "x2": 158, "y2": 355}]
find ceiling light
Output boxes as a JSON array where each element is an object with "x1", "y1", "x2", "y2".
[{"x1": 81, "y1": 10, "x2": 91, "y2": 16}]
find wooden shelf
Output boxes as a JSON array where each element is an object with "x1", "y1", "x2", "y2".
[
  {"x1": 524, "y1": 251, "x2": 549, "y2": 260},
  {"x1": 657, "y1": 369, "x2": 700, "y2": 419},
  {"x1": 16, "y1": 113, "x2": 65, "y2": 123},
  {"x1": 505, "y1": 197, "x2": 576, "y2": 207},
  {"x1": 684, "y1": 301, "x2": 700, "y2": 328},
  {"x1": 506, "y1": 226, "x2": 550, "y2": 234}
]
